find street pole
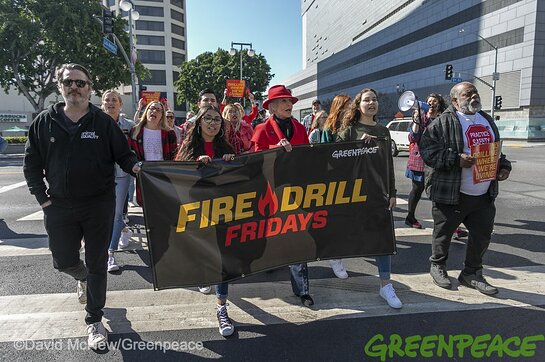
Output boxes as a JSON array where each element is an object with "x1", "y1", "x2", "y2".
[
  {"x1": 477, "y1": 34, "x2": 498, "y2": 119},
  {"x1": 460, "y1": 29, "x2": 498, "y2": 118},
  {"x1": 127, "y1": 9, "x2": 138, "y2": 115},
  {"x1": 230, "y1": 42, "x2": 254, "y2": 108}
]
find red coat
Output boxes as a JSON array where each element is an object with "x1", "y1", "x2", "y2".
[{"x1": 251, "y1": 116, "x2": 309, "y2": 152}]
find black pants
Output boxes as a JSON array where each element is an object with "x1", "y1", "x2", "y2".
[
  {"x1": 407, "y1": 179, "x2": 425, "y2": 217},
  {"x1": 44, "y1": 200, "x2": 115, "y2": 324},
  {"x1": 430, "y1": 193, "x2": 495, "y2": 274}
]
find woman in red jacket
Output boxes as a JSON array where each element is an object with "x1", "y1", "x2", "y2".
[
  {"x1": 251, "y1": 85, "x2": 314, "y2": 307},
  {"x1": 128, "y1": 101, "x2": 177, "y2": 206}
]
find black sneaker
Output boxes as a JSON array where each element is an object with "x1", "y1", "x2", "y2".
[
  {"x1": 300, "y1": 294, "x2": 314, "y2": 307},
  {"x1": 430, "y1": 264, "x2": 451, "y2": 289},
  {"x1": 458, "y1": 271, "x2": 498, "y2": 295},
  {"x1": 216, "y1": 304, "x2": 234, "y2": 337}
]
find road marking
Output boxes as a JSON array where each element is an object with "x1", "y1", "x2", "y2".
[
  {"x1": 0, "y1": 265, "x2": 543, "y2": 342},
  {"x1": 0, "y1": 181, "x2": 26, "y2": 194},
  {"x1": 17, "y1": 210, "x2": 43, "y2": 221}
]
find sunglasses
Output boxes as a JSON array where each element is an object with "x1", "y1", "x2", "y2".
[
  {"x1": 61, "y1": 79, "x2": 90, "y2": 88},
  {"x1": 202, "y1": 115, "x2": 222, "y2": 124},
  {"x1": 166, "y1": 115, "x2": 174, "y2": 119}
]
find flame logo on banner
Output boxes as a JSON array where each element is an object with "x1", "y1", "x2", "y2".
[{"x1": 258, "y1": 182, "x2": 279, "y2": 217}]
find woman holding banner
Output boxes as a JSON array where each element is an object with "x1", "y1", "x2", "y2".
[
  {"x1": 311, "y1": 94, "x2": 352, "y2": 279},
  {"x1": 175, "y1": 105, "x2": 237, "y2": 337},
  {"x1": 251, "y1": 84, "x2": 315, "y2": 308},
  {"x1": 336, "y1": 88, "x2": 403, "y2": 309}
]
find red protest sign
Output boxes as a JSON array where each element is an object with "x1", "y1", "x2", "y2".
[
  {"x1": 471, "y1": 141, "x2": 501, "y2": 183},
  {"x1": 226, "y1": 80, "x2": 246, "y2": 97}
]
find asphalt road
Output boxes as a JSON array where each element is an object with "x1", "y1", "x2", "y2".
[{"x1": 0, "y1": 144, "x2": 544, "y2": 361}]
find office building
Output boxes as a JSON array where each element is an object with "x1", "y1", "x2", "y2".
[{"x1": 285, "y1": 0, "x2": 545, "y2": 139}]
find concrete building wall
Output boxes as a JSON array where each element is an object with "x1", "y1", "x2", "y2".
[{"x1": 288, "y1": 0, "x2": 544, "y2": 139}]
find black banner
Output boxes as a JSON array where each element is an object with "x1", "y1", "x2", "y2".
[{"x1": 139, "y1": 140, "x2": 396, "y2": 290}]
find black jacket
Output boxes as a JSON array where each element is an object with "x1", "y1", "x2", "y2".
[{"x1": 23, "y1": 102, "x2": 138, "y2": 206}]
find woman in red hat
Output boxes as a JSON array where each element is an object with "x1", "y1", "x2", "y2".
[{"x1": 251, "y1": 85, "x2": 314, "y2": 307}]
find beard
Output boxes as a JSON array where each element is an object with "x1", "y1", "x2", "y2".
[{"x1": 459, "y1": 99, "x2": 482, "y2": 114}]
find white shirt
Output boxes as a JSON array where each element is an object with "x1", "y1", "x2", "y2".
[
  {"x1": 143, "y1": 128, "x2": 163, "y2": 161},
  {"x1": 456, "y1": 111, "x2": 495, "y2": 196}
]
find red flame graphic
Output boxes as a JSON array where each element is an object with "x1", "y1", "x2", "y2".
[{"x1": 258, "y1": 182, "x2": 279, "y2": 217}]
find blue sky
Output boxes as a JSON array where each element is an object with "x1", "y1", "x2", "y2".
[{"x1": 186, "y1": 0, "x2": 302, "y2": 87}]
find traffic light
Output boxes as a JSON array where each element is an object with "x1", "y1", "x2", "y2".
[
  {"x1": 445, "y1": 64, "x2": 453, "y2": 80},
  {"x1": 102, "y1": 9, "x2": 114, "y2": 34},
  {"x1": 495, "y1": 95, "x2": 503, "y2": 110}
]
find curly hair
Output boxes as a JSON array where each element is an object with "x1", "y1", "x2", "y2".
[
  {"x1": 323, "y1": 94, "x2": 351, "y2": 134},
  {"x1": 176, "y1": 105, "x2": 235, "y2": 161},
  {"x1": 427, "y1": 93, "x2": 447, "y2": 113},
  {"x1": 340, "y1": 88, "x2": 378, "y2": 130}
]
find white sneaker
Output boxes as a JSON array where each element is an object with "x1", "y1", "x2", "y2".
[
  {"x1": 118, "y1": 229, "x2": 132, "y2": 249},
  {"x1": 77, "y1": 280, "x2": 86, "y2": 304},
  {"x1": 198, "y1": 286, "x2": 211, "y2": 294},
  {"x1": 86, "y1": 322, "x2": 108, "y2": 350},
  {"x1": 379, "y1": 283, "x2": 403, "y2": 309},
  {"x1": 216, "y1": 304, "x2": 234, "y2": 337},
  {"x1": 107, "y1": 252, "x2": 119, "y2": 272},
  {"x1": 329, "y1": 259, "x2": 348, "y2": 279}
]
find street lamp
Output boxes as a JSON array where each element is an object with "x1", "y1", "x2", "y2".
[
  {"x1": 459, "y1": 29, "x2": 499, "y2": 118},
  {"x1": 229, "y1": 42, "x2": 255, "y2": 106},
  {"x1": 119, "y1": 0, "x2": 140, "y2": 114}
]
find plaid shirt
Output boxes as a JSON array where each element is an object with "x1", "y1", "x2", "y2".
[{"x1": 419, "y1": 106, "x2": 511, "y2": 205}]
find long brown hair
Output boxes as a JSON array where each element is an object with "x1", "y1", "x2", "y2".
[
  {"x1": 175, "y1": 105, "x2": 234, "y2": 161},
  {"x1": 323, "y1": 94, "x2": 351, "y2": 134},
  {"x1": 340, "y1": 88, "x2": 378, "y2": 129}
]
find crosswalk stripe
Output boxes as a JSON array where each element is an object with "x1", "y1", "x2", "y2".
[
  {"x1": 0, "y1": 181, "x2": 27, "y2": 194},
  {"x1": 0, "y1": 265, "x2": 543, "y2": 342}
]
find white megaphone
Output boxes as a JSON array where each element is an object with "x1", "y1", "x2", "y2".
[{"x1": 398, "y1": 91, "x2": 430, "y2": 113}]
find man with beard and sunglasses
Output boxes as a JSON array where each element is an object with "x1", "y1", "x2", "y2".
[
  {"x1": 419, "y1": 82, "x2": 511, "y2": 295},
  {"x1": 23, "y1": 63, "x2": 140, "y2": 350}
]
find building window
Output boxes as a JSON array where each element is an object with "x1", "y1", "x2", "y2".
[
  {"x1": 136, "y1": 35, "x2": 165, "y2": 46},
  {"x1": 143, "y1": 70, "x2": 167, "y2": 85},
  {"x1": 171, "y1": 38, "x2": 185, "y2": 50},
  {"x1": 172, "y1": 52, "x2": 185, "y2": 66},
  {"x1": 171, "y1": 24, "x2": 185, "y2": 37},
  {"x1": 141, "y1": 0, "x2": 163, "y2": 2},
  {"x1": 134, "y1": 5, "x2": 164, "y2": 17},
  {"x1": 171, "y1": 9, "x2": 184, "y2": 23},
  {"x1": 107, "y1": 0, "x2": 115, "y2": 6},
  {"x1": 136, "y1": 20, "x2": 164, "y2": 32},
  {"x1": 138, "y1": 49, "x2": 166, "y2": 64},
  {"x1": 171, "y1": 0, "x2": 183, "y2": 9},
  {"x1": 173, "y1": 71, "x2": 180, "y2": 82}
]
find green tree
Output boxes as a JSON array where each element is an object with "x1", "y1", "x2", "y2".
[
  {"x1": 174, "y1": 48, "x2": 273, "y2": 111},
  {"x1": 0, "y1": 0, "x2": 148, "y2": 113}
]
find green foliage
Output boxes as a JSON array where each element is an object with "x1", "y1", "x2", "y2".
[
  {"x1": 4, "y1": 136, "x2": 27, "y2": 144},
  {"x1": 0, "y1": 0, "x2": 148, "y2": 112},
  {"x1": 174, "y1": 48, "x2": 273, "y2": 112}
]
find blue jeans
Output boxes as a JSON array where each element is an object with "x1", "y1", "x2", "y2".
[
  {"x1": 375, "y1": 255, "x2": 391, "y2": 280},
  {"x1": 127, "y1": 176, "x2": 135, "y2": 203},
  {"x1": 216, "y1": 283, "x2": 228, "y2": 301},
  {"x1": 109, "y1": 175, "x2": 131, "y2": 251},
  {"x1": 289, "y1": 263, "x2": 309, "y2": 296}
]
